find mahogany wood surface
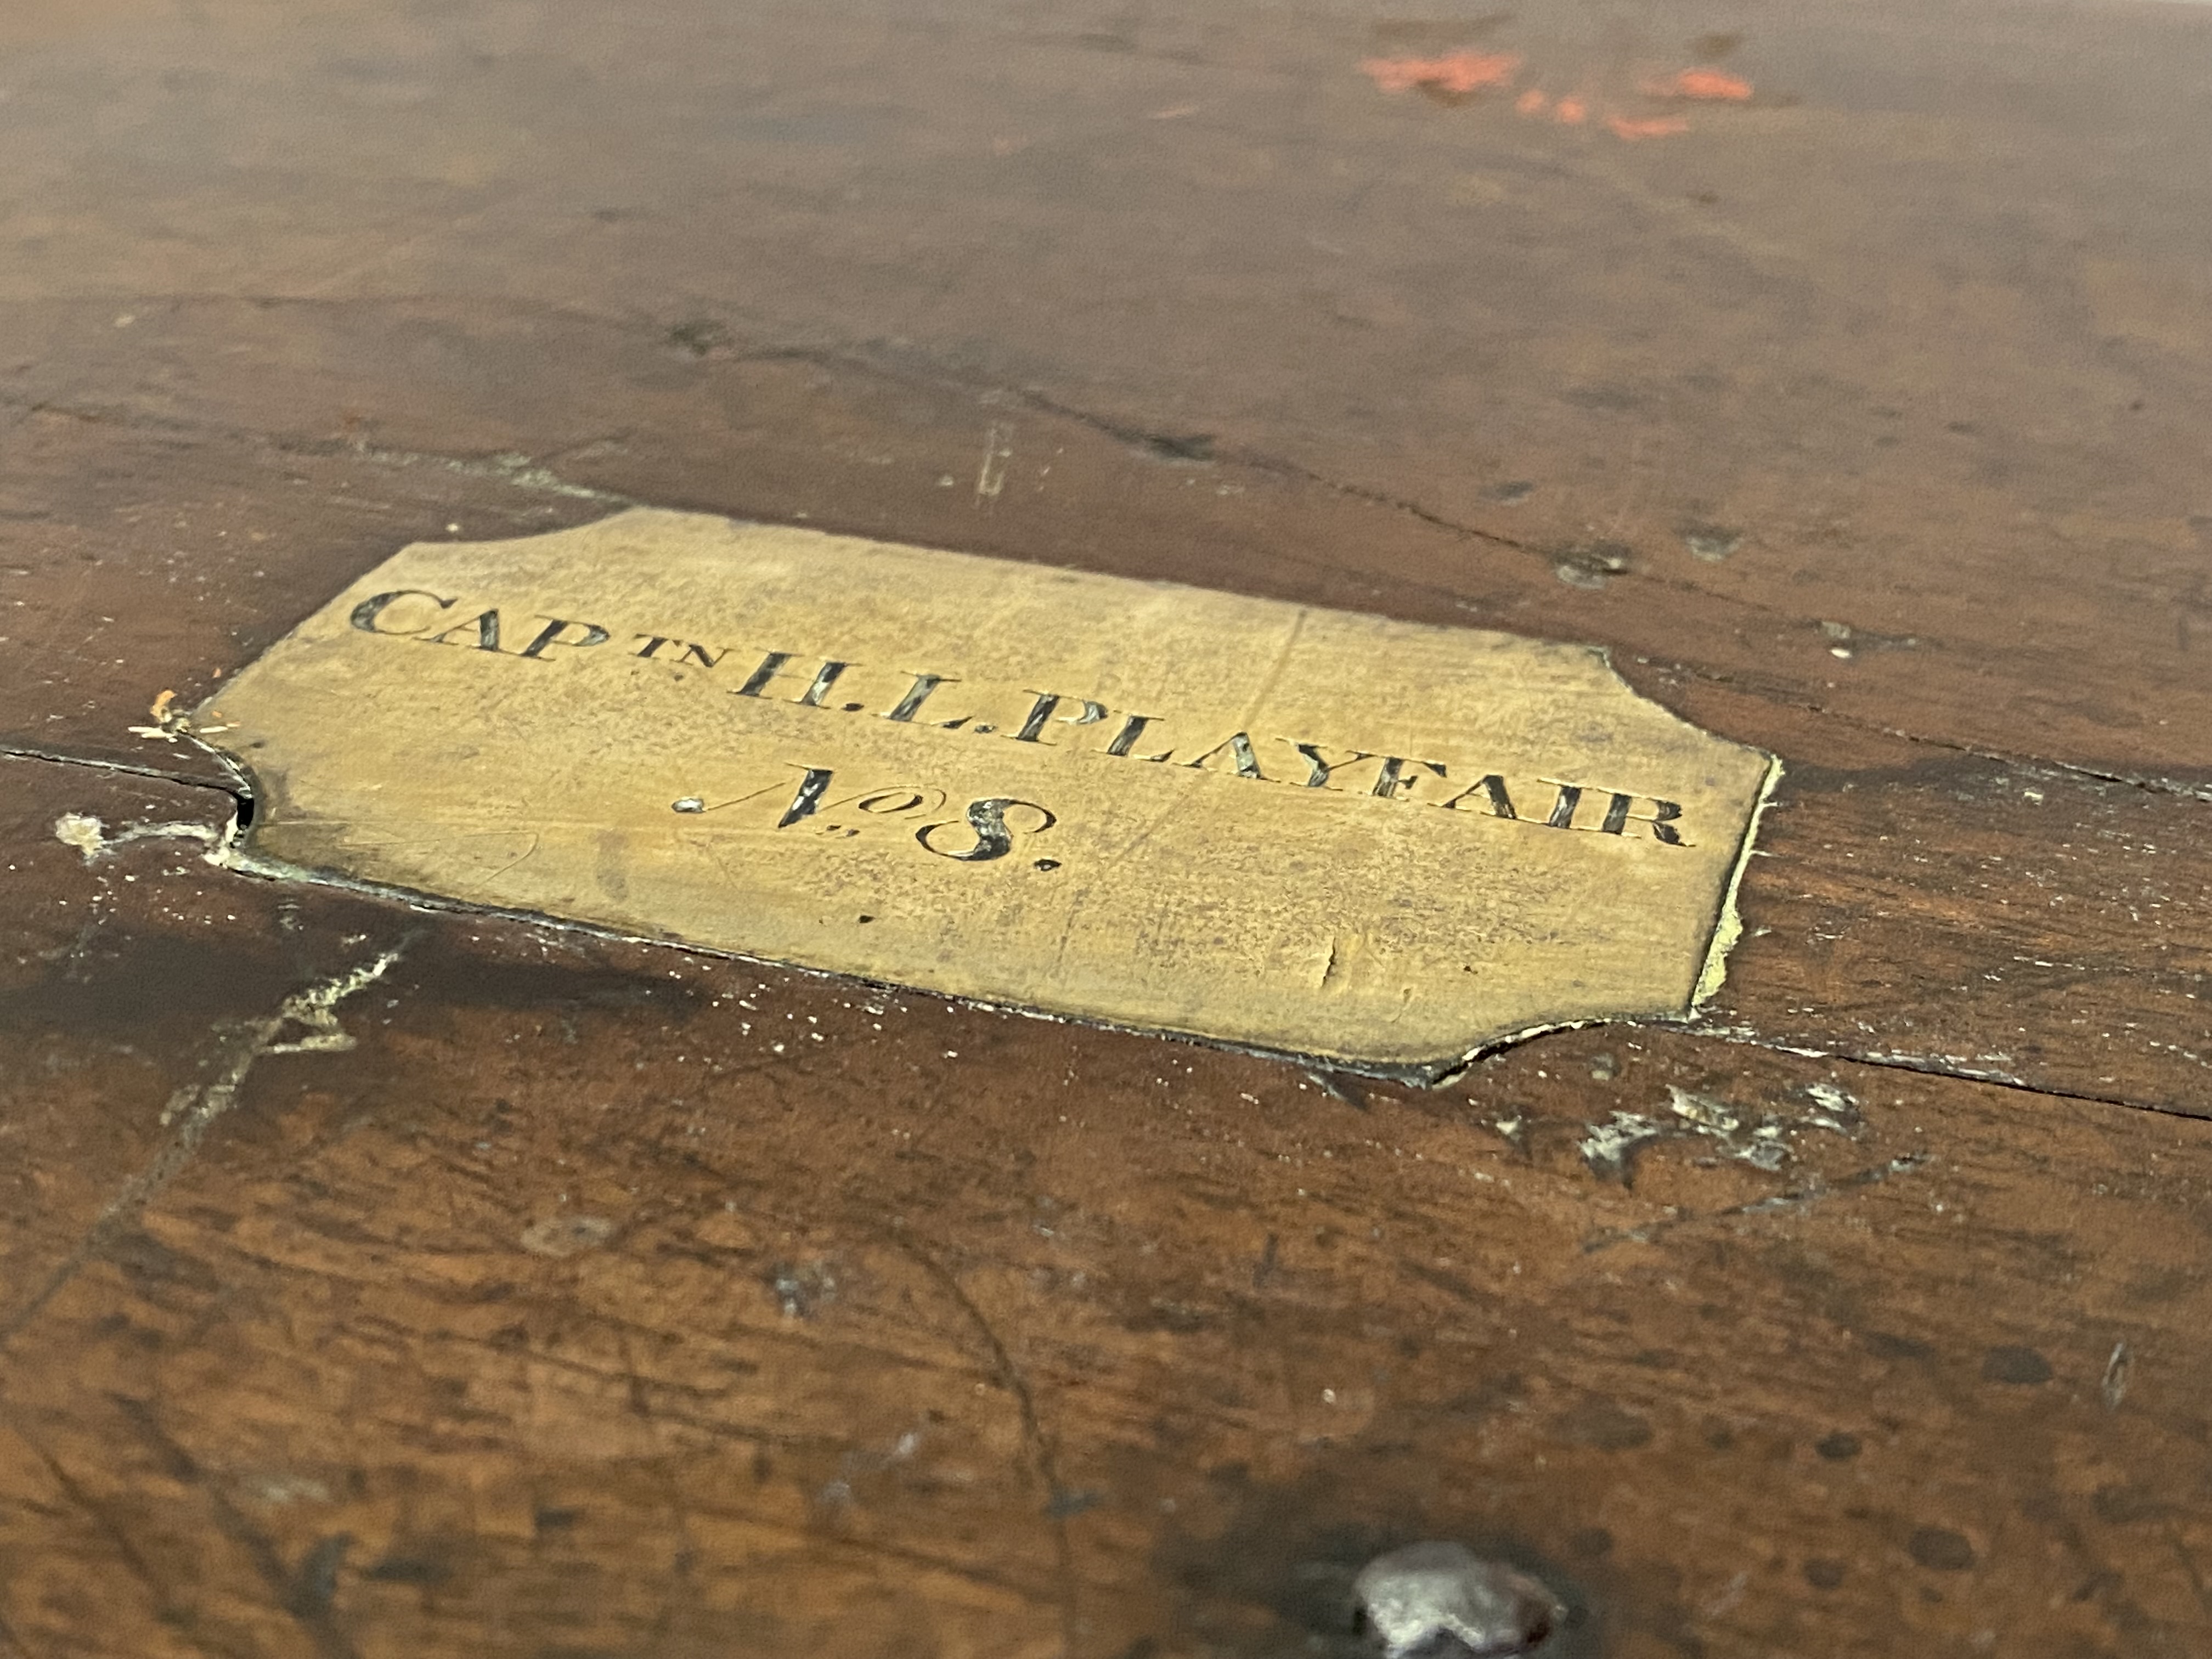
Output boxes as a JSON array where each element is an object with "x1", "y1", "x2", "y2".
[{"x1": 2, "y1": 2, "x2": 2208, "y2": 1656}]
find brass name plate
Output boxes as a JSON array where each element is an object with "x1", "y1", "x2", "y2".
[{"x1": 191, "y1": 509, "x2": 1775, "y2": 1076}]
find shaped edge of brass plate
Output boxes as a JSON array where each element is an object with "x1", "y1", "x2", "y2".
[{"x1": 181, "y1": 508, "x2": 1778, "y2": 1080}]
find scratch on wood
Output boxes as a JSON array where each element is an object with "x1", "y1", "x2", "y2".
[
  {"x1": 885, "y1": 1226, "x2": 1081, "y2": 1650},
  {"x1": 2102, "y1": 1340, "x2": 2132, "y2": 1410},
  {"x1": 974, "y1": 422, "x2": 1013, "y2": 504},
  {"x1": 0, "y1": 943, "x2": 411, "y2": 1350},
  {"x1": 3, "y1": 1420, "x2": 182, "y2": 1633},
  {"x1": 110, "y1": 1395, "x2": 363, "y2": 1659},
  {"x1": 342, "y1": 442, "x2": 628, "y2": 503},
  {"x1": 1302, "y1": 1068, "x2": 1369, "y2": 1110},
  {"x1": 1583, "y1": 1153, "x2": 1931, "y2": 1252}
]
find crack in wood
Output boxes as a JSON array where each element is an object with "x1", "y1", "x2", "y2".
[
  {"x1": 9, "y1": 735, "x2": 2200, "y2": 1118},
  {"x1": 1680, "y1": 1025, "x2": 2188, "y2": 1119},
  {"x1": 1582, "y1": 1152, "x2": 1933, "y2": 1251}
]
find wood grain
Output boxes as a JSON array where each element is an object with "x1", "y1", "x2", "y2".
[
  {"x1": 2, "y1": 0, "x2": 2208, "y2": 1654},
  {"x1": 7, "y1": 365, "x2": 2209, "y2": 1116},
  {"x1": 4, "y1": 758, "x2": 2211, "y2": 1657}
]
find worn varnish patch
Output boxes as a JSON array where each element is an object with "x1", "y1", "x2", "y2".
[{"x1": 189, "y1": 509, "x2": 1773, "y2": 1074}]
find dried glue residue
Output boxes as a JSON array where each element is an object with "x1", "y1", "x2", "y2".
[
  {"x1": 51, "y1": 814, "x2": 108, "y2": 861},
  {"x1": 52, "y1": 812, "x2": 225, "y2": 864}
]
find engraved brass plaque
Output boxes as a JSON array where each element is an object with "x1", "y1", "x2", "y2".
[{"x1": 192, "y1": 509, "x2": 1776, "y2": 1076}]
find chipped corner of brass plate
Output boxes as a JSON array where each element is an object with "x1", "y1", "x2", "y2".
[{"x1": 187, "y1": 506, "x2": 1775, "y2": 1080}]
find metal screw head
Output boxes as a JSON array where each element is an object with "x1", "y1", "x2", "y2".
[{"x1": 1353, "y1": 1542, "x2": 1565, "y2": 1657}]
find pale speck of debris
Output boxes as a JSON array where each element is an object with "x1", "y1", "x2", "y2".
[{"x1": 52, "y1": 814, "x2": 105, "y2": 860}]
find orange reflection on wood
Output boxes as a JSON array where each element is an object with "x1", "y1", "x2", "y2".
[
  {"x1": 1644, "y1": 67, "x2": 1754, "y2": 101},
  {"x1": 1359, "y1": 52, "x2": 1522, "y2": 96}
]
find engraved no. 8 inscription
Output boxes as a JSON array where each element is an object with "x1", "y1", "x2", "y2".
[{"x1": 672, "y1": 768, "x2": 1060, "y2": 869}]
